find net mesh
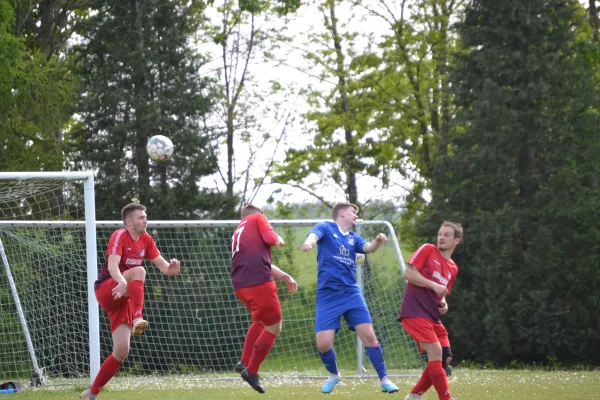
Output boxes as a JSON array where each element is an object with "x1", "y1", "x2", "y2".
[{"x1": 0, "y1": 179, "x2": 422, "y2": 383}]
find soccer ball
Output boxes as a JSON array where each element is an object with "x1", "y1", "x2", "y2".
[{"x1": 146, "y1": 135, "x2": 174, "y2": 161}]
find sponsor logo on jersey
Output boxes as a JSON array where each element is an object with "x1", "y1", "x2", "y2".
[
  {"x1": 125, "y1": 258, "x2": 143, "y2": 265},
  {"x1": 339, "y1": 245, "x2": 350, "y2": 257},
  {"x1": 433, "y1": 270, "x2": 449, "y2": 286}
]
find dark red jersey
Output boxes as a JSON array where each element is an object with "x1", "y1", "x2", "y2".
[
  {"x1": 399, "y1": 243, "x2": 459, "y2": 323},
  {"x1": 231, "y1": 213, "x2": 278, "y2": 290},
  {"x1": 95, "y1": 228, "x2": 160, "y2": 290}
]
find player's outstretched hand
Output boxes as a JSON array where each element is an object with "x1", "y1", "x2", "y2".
[
  {"x1": 286, "y1": 276, "x2": 298, "y2": 293},
  {"x1": 276, "y1": 235, "x2": 285, "y2": 246},
  {"x1": 375, "y1": 233, "x2": 388, "y2": 243},
  {"x1": 300, "y1": 243, "x2": 312, "y2": 252},
  {"x1": 112, "y1": 280, "x2": 128, "y2": 300},
  {"x1": 166, "y1": 258, "x2": 181, "y2": 275},
  {"x1": 439, "y1": 300, "x2": 448, "y2": 315}
]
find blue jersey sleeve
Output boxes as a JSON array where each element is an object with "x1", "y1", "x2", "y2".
[
  {"x1": 310, "y1": 222, "x2": 328, "y2": 241},
  {"x1": 354, "y1": 235, "x2": 368, "y2": 254}
]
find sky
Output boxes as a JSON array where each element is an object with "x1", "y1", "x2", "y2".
[{"x1": 195, "y1": 0, "x2": 417, "y2": 208}]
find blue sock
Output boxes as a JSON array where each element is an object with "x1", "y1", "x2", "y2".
[
  {"x1": 318, "y1": 348, "x2": 339, "y2": 375},
  {"x1": 365, "y1": 344, "x2": 387, "y2": 380}
]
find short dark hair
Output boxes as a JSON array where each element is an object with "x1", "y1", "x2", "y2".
[
  {"x1": 441, "y1": 221, "x2": 463, "y2": 243},
  {"x1": 121, "y1": 203, "x2": 146, "y2": 223},
  {"x1": 332, "y1": 202, "x2": 359, "y2": 220},
  {"x1": 241, "y1": 204, "x2": 263, "y2": 219}
]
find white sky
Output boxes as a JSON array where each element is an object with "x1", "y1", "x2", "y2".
[{"x1": 196, "y1": 0, "x2": 417, "y2": 208}]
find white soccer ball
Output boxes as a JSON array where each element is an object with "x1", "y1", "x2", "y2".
[{"x1": 146, "y1": 135, "x2": 174, "y2": 161}]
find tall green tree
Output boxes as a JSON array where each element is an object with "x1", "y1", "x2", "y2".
[
  {"x1": 350, "y1": 0, "x2": 464, "y2": 222},
  {"x1": 274, "y1": 0, "x2": 391, "y2": 206},
  {"x1": 421, "y1": 0, "x2": 600, "y2": 364},
  {"x1": 0, "y1": 0, "x2": 78, "y2": 172},
  {"x1": 72, "y1": 0, "x2": 235, "y2": 219},
  {"x1": 199, "y1": 0, "x2": 300, "y2": 212}
]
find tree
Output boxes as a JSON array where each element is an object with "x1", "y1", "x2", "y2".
[
  {"x1": 421, "y1": 0, "x2": 600, "y2": 364},
  {"x1": 351, "y1": 0, "x2": 464, "y2": 221},
  {"x1": 72, "y1": 0, "x2": 235, "y2": 219},
  {"x1": 274, "y1": 0, "x2": 392, "y2": 206},
  {"x1": 0, "y1": 0, "x2": 78, "y2": 172},
  {"x1": 199, "y1": 0, "x2": 301, "y2": 212}
]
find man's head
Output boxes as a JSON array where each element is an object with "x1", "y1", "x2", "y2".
[
  {"x1": 241, "y1": 204, "x2": 263, "y2": 220},
  {"x1": 122, "y1": 203, "x2": 148, "y2": 235},
  {"x1": 332, "y1": 202, "x2": 359, "y2": 229},
  {"x1": 437, "y1": 221, "x2": 463, "y2": 252}
]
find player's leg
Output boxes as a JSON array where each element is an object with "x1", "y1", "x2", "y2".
[
  {"x1": 347, "y1": 295, "x2": 398, "y2": 393},
  {"x1": 236, "y1": 322, "x2": 264, "y2": 372},
  {"x1": 434, "y1": 323, "x2": 453, "y2": 377},
  {"x1": 315, "y1": 329, "x2": 341, "y2": 393},
  {"x1": 315, "y1": 300, "x2": 344, "y2": 393},
  {"x1": 247, "y1": 319, "x2": 281, "y2": 375},
  {"x1": 401, "y1": 317, "x2": 439, "y2": 399},
  {"x1": 241, "y1": 281, "x2": 281, "y2": 393},
  {"x1": 418, "y1": 341, "x2": 454, "y2": 400},
  {"x1": 234, "y1": 287, "x2": 265, "y2": 373},
  {"x1": 82, "y1": 282, "x2": 132, "y2": 399},
  {"x1": 88, "y1": 323, "x2": 131, "y2": 397},
  {"x1": 122, "y1": 267, "x2": 147, "y2": 335}
]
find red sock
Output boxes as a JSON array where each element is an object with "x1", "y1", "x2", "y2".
[
  {"x1": 247, "y1": 330, "x2": 277, "y2": 375},
  {"x1": 129, "y1": 280, "x2": 145, "y2": 319},
  {"x1": 411, "y1": 365, "x2": 433, "y2": 395},
  {"x1": 241, "y1": 322, "x2": 265, "y2": 365},
  {"x1": 91, "y1": 354, "x2": 122, "y2": 394},
  {"x1": 428, "y1": 360, "x2": 452, "y2": 400}
]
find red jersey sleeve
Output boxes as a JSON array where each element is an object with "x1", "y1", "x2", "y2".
[
  {"x1": 144, "y1": 234, "x2": 160, "y2": 259},
  {"x1": 407, "y1": 243, "x2": 434, "y2": 270},
  {"x1": 107, "y1": 229, "x2": 127, "y2": 256},
  {"x1": 255, "y1": 214, "x2": 278, "y2": 246}
]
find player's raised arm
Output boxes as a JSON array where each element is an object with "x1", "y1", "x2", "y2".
[
  {"x1": 362, "y1": 233, "x2": 387, "y2": 253},
  {"x1": 151, "y1": 255, "x2": 181, "y2": 276},
  {"x1": 301, "y1": 233, "x2": 318, "y2": 251},
  {"x1": 256, "y1": 213, "x2": 283, "y2": 246}
]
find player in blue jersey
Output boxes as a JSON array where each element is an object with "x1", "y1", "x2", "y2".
[{"x1": 301, "y1": 202, "x2": 399, "y2": 394}]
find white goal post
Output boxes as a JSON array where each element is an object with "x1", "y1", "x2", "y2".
[{"x1": 0, "y1": 173, "x2": 423, "y2": 385}]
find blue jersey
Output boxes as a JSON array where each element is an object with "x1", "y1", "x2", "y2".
[{"x1": 311, "y1": 221, "x2": 368, "y2": 294}]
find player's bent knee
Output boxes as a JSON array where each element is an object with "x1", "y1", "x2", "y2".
[
  {"x1": 264, "y1": 319, "x2": 283, "y2": 336},
  {"x1": 124, "y1": 266, "x2": 146, "y2": 281}
]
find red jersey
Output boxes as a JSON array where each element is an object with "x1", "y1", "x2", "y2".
[
  {"x1": 231, "y1": 213, "x2": 278, "y2": 290},
  {"x1": 399, "y1": 243, "x2": 459, "y2": 323},
  {"x1": 94, "y1": 228, "x2": 160, "y2": 290}
]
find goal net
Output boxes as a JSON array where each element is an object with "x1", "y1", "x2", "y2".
[
  {"x1": 0, "y1": 177, "x2": 422, "y2": 384},
  {"x1": 92, "y1": 220, "x2": 423, "y2": 380},
  {"x1": 0, "y1": 172, "x2": 98, "y2": 385}
]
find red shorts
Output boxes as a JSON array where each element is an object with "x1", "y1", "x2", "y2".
[
  {"x1": 235, "y1": 281, "x2": 282, "y2": 326},
  {"x1": 401, "y1": 317, "x2": 450, "y2": 352},
  {"x1": 95, "y1": 278, "x2": 132, "y2": 334}
]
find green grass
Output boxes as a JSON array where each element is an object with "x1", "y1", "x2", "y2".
[{"x1": 10, "y1": 369, "x2": 600, "y2": 399}]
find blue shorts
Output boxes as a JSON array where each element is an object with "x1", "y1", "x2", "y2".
[{"x1": 315, "y1": 290, "x2": 372, "y2": 333}]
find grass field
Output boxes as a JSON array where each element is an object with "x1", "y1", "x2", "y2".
[{"x1": 9, "y1": 369, "x2": 600, "y2": 399}]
